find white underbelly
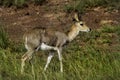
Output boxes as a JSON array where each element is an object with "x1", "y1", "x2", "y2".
[{"x1": 40, "y1": 43, "x2": 56, "y2": 50}]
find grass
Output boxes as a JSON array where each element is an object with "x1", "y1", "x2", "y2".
[
  {"x1": 0, "y1": 0, "x2": 46, "y2": 7},
  {"x1": 0, "y1": 26, "x2": 9, "y2": 49},
  {"x1": 64, "y1": 0, "x2": 120, "y2": 13},
  {"x1": 0, "y1": 0, "x2": 26, "y2": 7},
  {"x1": 0, "y1": 25, "x2": 120, "y2": 80}
]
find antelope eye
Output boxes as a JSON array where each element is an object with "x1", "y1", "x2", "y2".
[{"x1": 80, "y1": 23, "x2": 83, "y2": 26}]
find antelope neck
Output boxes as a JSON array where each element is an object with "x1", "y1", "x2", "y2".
[{"x1": 67, "y1": 25, "x2": 80, "y2": 42}]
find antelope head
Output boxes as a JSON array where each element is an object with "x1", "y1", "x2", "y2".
[
  {"x1": 68, "y1": 12, "x2": 91, "y2": 42},
  {"x1": 73, "y1": 12, "x2": 90, "y2": 32}
]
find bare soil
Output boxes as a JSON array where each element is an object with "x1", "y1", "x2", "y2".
[{"x1": 0, "y1": 0, "x2": 120, "y2": 43}]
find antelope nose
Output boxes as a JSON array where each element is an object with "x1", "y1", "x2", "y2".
[
  {"x1": 89, "y1": 28, "x2": 91, "y2": 31},
  {"x1": 87, "y1": 28, "x2": 91, "y2": 32}
]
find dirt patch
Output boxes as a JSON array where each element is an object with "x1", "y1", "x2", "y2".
[
  {"x1": 82, "y1": 7, "x2": 120, "y2": 29},
  {"x1": 0, "y1": 1, "x2": 120, "y2": 43}
]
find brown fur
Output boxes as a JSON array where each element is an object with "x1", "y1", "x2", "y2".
[{"x1": 21, "y1": 12, "x2": 90, "y2": 73}]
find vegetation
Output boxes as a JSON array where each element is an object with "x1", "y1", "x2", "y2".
[
  {"x1": 0, "y1": 0, "x2": 120, "y2": 79},
  {"x1": 1, "y1": 0, "x2": 120, "y2": 10},
  {"x1": 0, "y1": 24, "x2": 120, "y2": 80},
  {"x1": 64, "y1": 0, "x2": 120, "y2": 13},
  {"x1": 0, "y1": 26, "x2": 9, "y2": 49},
  {"x1": 0, "y1": 0, "x2": 46, "y2": 7}
]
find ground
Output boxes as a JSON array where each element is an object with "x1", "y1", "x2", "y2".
[
  {"x1": 0, "y1": 0, "x2": 120, "y2": 43},
  {"x1": 0, "y1": 1, "x2": 120, "y2": 80}
]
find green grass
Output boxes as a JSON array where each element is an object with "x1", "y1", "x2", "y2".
[
  {"x1": 0, "y1": 26, "x2": 9, "y2": 49},
  {"x1": 0, "y1": 25, "x2": 120, "y2": 80},
  {"x1": 0, "y1": 0, "x2": 46, "y2": 7},
  {"x1": 64, "y1": 0, "x2": 120, "y2": 13},
  {"x1": 0, "y1": 0, "x2": 26, "y2": 7}
]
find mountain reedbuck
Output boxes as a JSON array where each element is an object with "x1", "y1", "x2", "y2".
[{"x1": 21, "y1": 13, "x2": 91, "y2": 74}]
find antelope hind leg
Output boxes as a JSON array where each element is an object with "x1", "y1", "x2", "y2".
[
  {"x1": 44, "y1": 51, "x2": 54, "y2": 71},
  {"x1": 21, "y1": 50, "x2": 34, "y2": 74}
]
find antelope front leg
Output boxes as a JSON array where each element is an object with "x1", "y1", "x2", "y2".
[
  {"x1": 57, "y1": 48, "x2": 63, "y2": 72},
  {"x1": 44, "y1": 51, "x2": 54, "y2": 71}
]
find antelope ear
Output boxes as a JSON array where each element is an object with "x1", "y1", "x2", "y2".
[
  {"x1": 74, "y1": 12, "x2": 79, "y2": 22},
  {"x1": 78, "y1": 15, "x2": 82, "y2": 21},
  {"x1": 72, "y1": 18, "x2": 76, "y2": 22}
]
